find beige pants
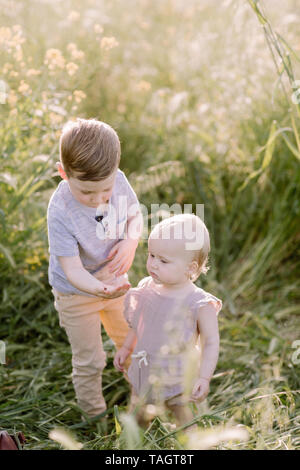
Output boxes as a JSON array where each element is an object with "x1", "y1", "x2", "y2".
[{"x1": 52, "y1": 287, "x2": 130, "y2": 417}]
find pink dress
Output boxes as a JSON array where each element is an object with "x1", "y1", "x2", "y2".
[{"x1": 124, "y1": 276, "x2": 222, "y2": 404}]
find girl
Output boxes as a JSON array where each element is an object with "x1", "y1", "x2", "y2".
[{"x1": 114, "y1": 213, "x2": 222, "y2": 426}]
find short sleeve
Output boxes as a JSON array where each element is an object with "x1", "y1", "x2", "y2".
[
  {"x1": 137, "y1": 276, "x2": 152, "y2": 289},
  {"x1": 118, "y1": 170, "x2": 140, "y2": 216},
  {"x1": 47, "y1": 205, "x2": 79, "y2": 257},
  {"x1": 123, "y1": 289, "x2": 141, "y2": 329},
  {"x1": 195, "y1": 293, "x2": 222, "y2": 316}
]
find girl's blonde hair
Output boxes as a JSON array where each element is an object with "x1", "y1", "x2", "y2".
[
  {"x1": 150, "y1": 213, "x2": 210, "y2": 281},
  {"x1": 59, "y1": 118, "x2": 121, "y2": 181}
]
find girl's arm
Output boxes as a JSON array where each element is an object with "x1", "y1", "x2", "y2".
[
  {"x1": 190, "y1": 303, "x2": 220, "y2": 402},
  {"x1": 197, "y1": 303, "x2": 220, "y2": 380},
  {"x1": 114, "y1": 329, "x2": 137, "y2": 372}
]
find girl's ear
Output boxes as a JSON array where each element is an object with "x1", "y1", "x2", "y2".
[{"x1": 186, "y1": 260, "x2": 199, "y2": 279}]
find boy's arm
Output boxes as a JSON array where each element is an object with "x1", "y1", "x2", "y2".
[
  {"x1": 106, "y1": 208, "x2": 144, "y2": 276},
  {"x1": 58, "y1": 255, "x2": 129, "y2": 297}
]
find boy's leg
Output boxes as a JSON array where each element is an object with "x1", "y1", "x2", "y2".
[
  {"x1": 99, "y1": 294, "x2": 132, "y2": 371},
  {"x1": 52, "y1": 288, "x2": 107, "y2": 418}
]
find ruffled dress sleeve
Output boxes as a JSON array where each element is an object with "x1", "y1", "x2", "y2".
[
  {"x1": 123, "y1": 277, "x2": 152, "y2": 329},
  {"x1": 194, "y1": 290, "x2": 222, "y2": 316}
]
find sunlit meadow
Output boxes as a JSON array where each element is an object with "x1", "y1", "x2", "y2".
[{"x1": 0, "y1": 0, "x2": 299, "y2": 450}]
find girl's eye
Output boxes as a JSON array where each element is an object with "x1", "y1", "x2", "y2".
[{"x1": 161, "y1": 260, "x2": 168, "y2": 264}]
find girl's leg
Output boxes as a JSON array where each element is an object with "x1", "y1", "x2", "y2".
[
  {"x1": 128, "y1": 391, "x2": 150, "y2": 429},
  {"x1": 165, "y1": 395, "x2": 197, "y2": 430}
]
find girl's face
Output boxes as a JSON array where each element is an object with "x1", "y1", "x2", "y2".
[
  {"x1": 147, "y1": 236, "x2": 194, "y2": 286},
  {"x1": 57, "y1": 162, "x2": 117, "y2": 208}
]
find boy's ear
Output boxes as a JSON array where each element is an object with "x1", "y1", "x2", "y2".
[{"x1": 56, "y1": 162, "x2": 68, "y2": 180}]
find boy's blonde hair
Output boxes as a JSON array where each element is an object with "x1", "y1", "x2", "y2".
[
  {"x1": 59, "y1": 118, "x2": 121, "y2": 181},
  {"x1": 151, "y1": 213, "x2": 210, "y2": 281}
]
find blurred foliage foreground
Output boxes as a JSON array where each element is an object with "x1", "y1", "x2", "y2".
[{"x1": 0, "y1": 0, "x2": 299, "y2": 450}]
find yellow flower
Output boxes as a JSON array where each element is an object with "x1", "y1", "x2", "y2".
[
  {"x1": 68, "y1": 11, "x2": 80, "y2": 22},
  {"x1": 26, "y1": 68, "x2": 41, "y2": 77},
  {"x1": 49, "y1": 112, "x2": 64, "y2": 126},
  {"x1": 3, "y1": 63, "x2": 12, "y2": 74},
  {"x1": 18, "y1": 80, "x2": 31, "y2": 95},
  {"x1": 0, "y1": 27, "x2": 12, "y2": 44},
  {"x1": 100, "y1": 36, "x2": 119, "y2": 51},
  {"x1": 94, "y1": 24, "x2": 103, "y2": 34},
  {"x1": 66, "y1": 62, "x2": 79, "y2": 76},
  {"x1": 9, "y1": 70, "x2": 19, "y2": 78},
  {"x1": 7, "y1": 90, "x2": 17, "y2": 107},
  {"x1": 67, "y1": 43, "x2": 84, "y2": 60},
  {"x1": 44, "y1": 48, "x2": 65, "y2": 70},
  {"x1": 117, "y1": 103, "x2": 126, "y2": 114},
  {"x1": 136, "y1": 80, "x2": 151, "y2": 92},
  {"x1": 25, "y1": 254, "x2": 41, "y2": 266},
  {"x1": 13, "y1": 45, "x2": 23, "y2": 62},
  {"x1": 73, "y1": 90, "x2": 86, "y2": 103}
]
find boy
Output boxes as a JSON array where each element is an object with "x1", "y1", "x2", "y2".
[{"x1": 47, "y1": 118, "x2": 143, "y2": 418}]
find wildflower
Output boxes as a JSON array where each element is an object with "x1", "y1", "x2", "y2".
[
  {"x1": 9, "y1": 71, "x2": 19, "y2": 78},
  {"x1": 42, "y1": 91, "x2": 48, "y2": 102},
  {"x1": 100, "y1": 36, "x2": 119, "y2": 51},
  {"x1": 26, "y1": 69, "x2": 41, "y2": 77},
  {"x1": 44, "y1": 48, "x2": 65, "y2": 70},
  {"x1": 67, "y1": 11, "x2": 80, "y2": 22},
  {"x1": 2, "y1": 63, "x2": 12, "y2": 74},
  {"x1": 18, "y1": 80, "x2": 31, "y2": 95},
  {"x1": 7, "y1": 90, "x2": 17, "y2": 107},
  {"x1": 13, "y1": 45, "x2": 23, "y2": 62},
  {"x1": 66, "y1": 62, "x2": 79, "y2": 76},
  {"x1": 73, "y1": 90, "x2": 86, "y2": 103},
  {"x1": 49, "y1": 112, "x2": 64, "y2": 126},
  {"x1": 67, "y1": 43, "x2": 85, "y2": 60},
  {"x1": 94, "y1": 24, "x2": 103, "y2": 34},
  {"x1": 0, "y1": 27, "x2": 12, "y2": 44},
  {"x1": 136, "y1": 80, "x2": 151, "y2": 92},
  {"x1": 117, "y1": 103, "x2": 126, "y2": 114}
]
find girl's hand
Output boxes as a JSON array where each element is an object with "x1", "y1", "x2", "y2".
[
  {"x1": 106, "y1": 239, "x2": 138, "y2": 277},
  {"x1": 190, "y1": 378, "x2": 210, "y2": 403},
  {"x1": 114, "y1": 346, "x2": 131, "y2": 372}
]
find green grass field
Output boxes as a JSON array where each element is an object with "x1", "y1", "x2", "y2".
[{"x1": 0, "y1": 0, "x2": 299, "y2": 450}]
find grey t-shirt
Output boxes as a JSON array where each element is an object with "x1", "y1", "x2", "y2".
[{"x1": 47, "y1": 169, "x2": 140, "y2": 297}]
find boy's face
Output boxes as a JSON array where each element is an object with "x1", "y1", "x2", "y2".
[{"x1": 56, "y1": 162, "x2": 118, "y2": 208}]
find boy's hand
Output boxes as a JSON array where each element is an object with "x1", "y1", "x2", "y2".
[
  {"x1": 190, "y1": 378, "x2": 210, "y2": 403},
  {"x1": 94, "y1": 280, "x2": 130, "y2": 299},
  {"x1": 114, "y1": 346, "x2": 131, "y2": 372},
  {"x1": 106, "y1": 239, "x2": 138, "y2": 277}
]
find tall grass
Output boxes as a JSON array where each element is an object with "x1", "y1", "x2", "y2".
[{"x1": 0, "y1": 0, "x2": 299, "y2": 449}]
